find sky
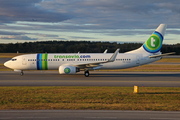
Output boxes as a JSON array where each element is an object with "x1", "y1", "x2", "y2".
[{"x1": 0, "y1": 0, "x2": 180, "y2": 44}]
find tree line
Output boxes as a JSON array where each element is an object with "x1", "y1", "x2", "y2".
[{"x1": 0, "y1": 41, "x2": 180, "y2": 54}]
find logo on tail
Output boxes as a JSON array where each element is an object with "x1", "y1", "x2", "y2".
[{"x1": 143, "y1": 31, "x2": 163, "y2": 53}]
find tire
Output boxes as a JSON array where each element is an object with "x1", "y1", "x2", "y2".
[
  {"x1": 20, "y1": 72, "x2": 24, "y2": 76},
  {"x1": 84, "y1": 71, "x2": 89, "y2": 77}
]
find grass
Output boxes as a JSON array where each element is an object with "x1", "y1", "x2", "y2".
[
  {"x1": 0, "y1": 53, "x2": 24, "y2": 58},
  {"x1": 0, "y1": 86, "x2": 180, "y2": 110},
  {"x1": 156, "y1": 58, "x2": 180, "y2": 63}
]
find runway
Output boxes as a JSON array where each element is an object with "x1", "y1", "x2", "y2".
[
  {"x1": 0, "y1": 110, "x2": 180, "y2": 120},
  {"x1": 0, "y1": 58, "x2": 10, "y2": 63},
  {"x1": 0, "y1": 71, "x2": 180, "y2": 87}
]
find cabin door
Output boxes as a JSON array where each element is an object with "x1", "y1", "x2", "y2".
[{"x1": 22, "y1": 57, "x2": 27, "y2": 65}]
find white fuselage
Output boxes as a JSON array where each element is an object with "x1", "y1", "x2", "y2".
[
  {"x1": 3, "y1": 24, "x2": 167, "y2": 77},
  {"x1": 4, "y1": 53, "x2": 161, "y2": 71}
]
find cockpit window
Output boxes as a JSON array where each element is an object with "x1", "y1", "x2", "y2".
[{"x1": 11, "y1": 59, "x2": 17, "y2": 61}]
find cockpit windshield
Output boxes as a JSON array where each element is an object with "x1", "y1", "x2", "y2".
[{"x1": 11, "y1": 59, "x2": 17, "y2": 61}]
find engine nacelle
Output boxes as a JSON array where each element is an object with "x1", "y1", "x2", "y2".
[{"x1": 59, "y1": 65, "x2": 79, "y2": 74}]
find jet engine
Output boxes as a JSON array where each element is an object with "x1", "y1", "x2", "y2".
[{"x1": 59, "y1": 65, "x2": 80, "y2": 74}]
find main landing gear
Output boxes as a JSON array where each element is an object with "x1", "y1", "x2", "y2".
[
  {"x1": 84, "y1": 70, "x2": 89, "y2": 77},
  {"x1": 20, "y1": 70, "x2": 24, "y2": 76}
]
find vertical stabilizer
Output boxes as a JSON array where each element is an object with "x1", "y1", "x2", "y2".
[
  {"x1": 143, "y1": 24, "x2": 167, "y2": 53},
  {"x1": 126, "y1": 24, "x2": 167, "y2": 55}
]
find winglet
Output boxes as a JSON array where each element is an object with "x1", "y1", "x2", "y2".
[
  {"x1": 103, "y1": 49, "x2": 108, "y2": 53},
  {"x1": 108, "y1": 48, "x2": 120, "y2": 62}
]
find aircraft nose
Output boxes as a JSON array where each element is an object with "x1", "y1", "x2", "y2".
[{"x1": 4, "y1": 61, "x2": 11, "y2": 68}]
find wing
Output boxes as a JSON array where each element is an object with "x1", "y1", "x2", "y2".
[{"x1": 72, "y1": 49, "x2": 120, "y2": 70}]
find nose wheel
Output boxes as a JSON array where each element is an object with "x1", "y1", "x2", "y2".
[
  {"x1": 84, "y1": 70, "x2": 89, "y2": 77},
  {"x1": 20, "y1": 70, "x2": 24, "y2": 76}
]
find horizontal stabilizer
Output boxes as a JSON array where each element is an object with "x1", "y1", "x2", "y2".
[{"x1": 149, "y1": 52, "x2": 175, "y2": 58}]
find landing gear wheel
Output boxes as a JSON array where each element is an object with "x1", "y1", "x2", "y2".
[
  {"x1": 84, "y1": 71, "x2": 89, "y2": 77},
  {"x1": 20, "y1": 71, "x2": 24, "y2": 76}
]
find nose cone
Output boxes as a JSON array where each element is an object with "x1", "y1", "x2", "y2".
[{"x1": 4, "y1": 61, "x2": 11, "y2": 68}]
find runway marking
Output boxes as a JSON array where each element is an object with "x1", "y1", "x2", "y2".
[
  {"x1": 151, "y1": 118, "x2": 179, "y2": 120},
  {"x1": 0, "y1": 118, "x2": 11, "y2": 119},
  {"x1": 0, "y1": 117, "x2": 49, "y2": 119},
  {"x1": 85, "y1": 117, "x2": 117, "y2": 119},
  {"x1": 17, "y1": 117, "x2": 49, "y2": 119},
  {"x1": 0, "y1": 110, "x2": 179, "y2": 114}
]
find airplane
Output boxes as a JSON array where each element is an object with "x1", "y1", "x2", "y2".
[{"x1": 4, "y1": 24, "x2": 175, "y2": 77}]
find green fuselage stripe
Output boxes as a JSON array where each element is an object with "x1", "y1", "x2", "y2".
[
  {"x1": 40, "y1": 54, "x2": 48, "y2": 70},
  {"x1": 42, "y1": 54, "x2": 46, "y2": 70}
]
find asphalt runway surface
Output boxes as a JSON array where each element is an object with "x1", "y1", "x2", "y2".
[
  {"x1": 0, "y1": 71, "x2": 180, "y2": 87},
  {"x1": 0, "y1": 110, "x2": 180, "y2": 120},
  {"x1": 0, "y1": 58, "x2": 10, "y2": 63}
]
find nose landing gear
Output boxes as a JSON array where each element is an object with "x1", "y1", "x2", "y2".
[{"x1": 20, "y1": 70, "x2": 24, "y2": 76}]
